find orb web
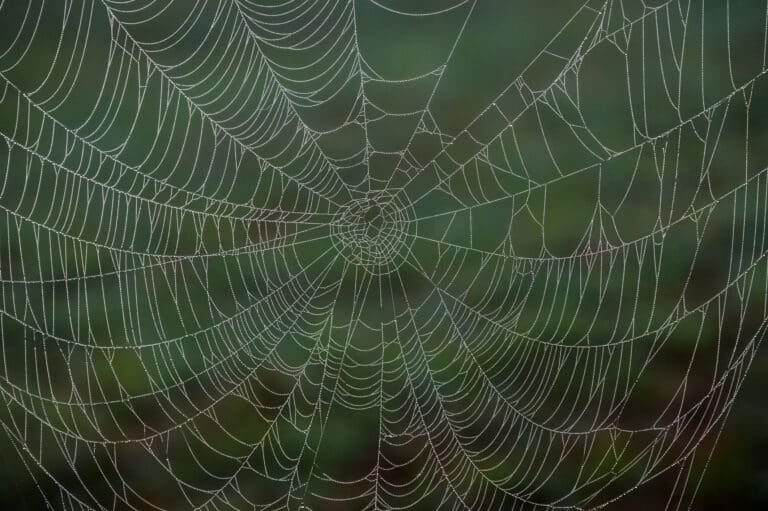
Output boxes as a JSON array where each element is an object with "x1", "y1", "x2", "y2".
[{"x1": 0, "y1": 0, "x2": 767, "y2": 510}]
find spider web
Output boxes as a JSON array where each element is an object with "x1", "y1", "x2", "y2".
[{"x1": 1, "y1": 0, "x2": 767, "y2": 509}]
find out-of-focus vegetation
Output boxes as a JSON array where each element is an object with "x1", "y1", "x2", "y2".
[{"x1": 1, "y1": 0, "x2": 768, "y2": 509}]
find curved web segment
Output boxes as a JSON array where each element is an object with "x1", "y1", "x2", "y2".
[{"x1": 0, "y1": 0, "x2": 767, "y2": 509}]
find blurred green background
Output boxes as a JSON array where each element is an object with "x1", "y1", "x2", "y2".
[{"x1": 1, "y1": 0, "x2": 768, "y2": 509}]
